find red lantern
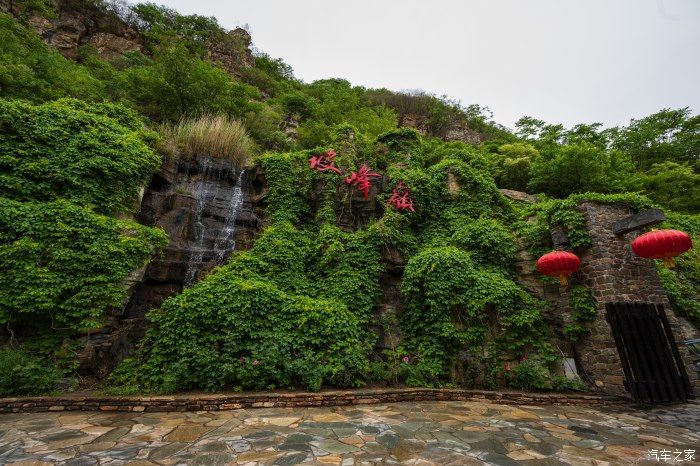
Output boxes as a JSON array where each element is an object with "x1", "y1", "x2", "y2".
[
  {"x1": 631, "y1": 229, "x2": 692, "y2": 268},
  {"x1": 537, "y1": 250, "x2": 581, "y2": 286}
]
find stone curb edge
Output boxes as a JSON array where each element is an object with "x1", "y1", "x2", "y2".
[{"x1": 0, "y1": 388, "x2": 630, "y2": 414}]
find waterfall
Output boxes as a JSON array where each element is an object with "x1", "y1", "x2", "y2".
[
  {"x1": 213, "y1": 169, "x2": 246, "y2": 263},
  {"x1": 183, "y1": 159, "x2": 247, "y2": 286}
]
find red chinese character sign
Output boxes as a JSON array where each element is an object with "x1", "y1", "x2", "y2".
[
  {"x1": 388, "y1": 181, "x2": 415, "y2": 212},
  {"x1": 309, "y1": 150, "x2": 341, "y2": 174},
  {"x1": 344, "y1": 165, "x2": 381, "y2": 198}
]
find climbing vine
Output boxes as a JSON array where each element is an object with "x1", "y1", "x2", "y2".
[
  {"x1": 562, "y1": 285, "x2": 597, "y2": 341},
  {"x1": 116, "y1": 130, "x2": 588, "y2": 393},
  {"x1": 0, "y1": 99, "x2": 167, "y2": 336}
]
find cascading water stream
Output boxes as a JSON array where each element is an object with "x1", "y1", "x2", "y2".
[
  {"x1": 183, "y1": 158, "x2": 213, "y2": 285},
  {"x1": 213, "y1": 169, "x2": 246, "y2": 263},
  {"x1": 183, "y1": 160, "x2": 247, "y2": 286}
]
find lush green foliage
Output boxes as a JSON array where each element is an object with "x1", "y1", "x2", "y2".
[
  {"x1": 563, "y1": 285, "x2": 597, "y2": 341},
  {"x1": 659, "y1": 213, "x2": 700, "y2": 327},
  {"x1": 116, "y1": 147, "x2": 385, "y2": 392},
  {"x1": 512, "y1": 112, "x2": 699, "y2": 215},
  {"x1": 0, "y1": 99, "x2": 161, "y2": 213},
  {"x1": 643, "y1": 162, "x2": 700, "y2": 213},
  {"x1": 0, "y1": 198, "x2": 167, "y2": 332},
  {"x1": 116, "y1": 131, "x2": 563, "y2": 392},
  {"x1": 0, "y1": 347, "x2": 62, "y2": 396},
  {"x1": 0, "y1": 13, "x2": 103, "y2": 101},
  {"x1": 0, "y1": 99, "x2": 167, "y2": 336}
]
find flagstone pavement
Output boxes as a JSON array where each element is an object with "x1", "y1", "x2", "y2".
[{"x1": 1, "y1": 400, "x2": 699, "y2": 465}]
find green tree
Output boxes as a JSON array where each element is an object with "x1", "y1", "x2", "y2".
[
  {"x1": 643, "y1": 162, "x2": 700, "y2": 213},
  {"x1": 492, "y1": 143, "x2": 538, "y2": 191},
  {"x1": 113, "y1": 42, "x2": 256, "y2": 121},
  {"x1": 612, "y1": 108, "x2": 700, "y2": 170},
  {"x1": 528, "y1": 143, "x2": 640, "y2": 197}
]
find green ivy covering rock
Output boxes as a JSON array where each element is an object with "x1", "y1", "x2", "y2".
[
  {"x1": 0, "y1": 99, "x2": 167, "y2": 394},
  {"x1": 117, "y1": 133, "x2": 563, "y2": 393}
]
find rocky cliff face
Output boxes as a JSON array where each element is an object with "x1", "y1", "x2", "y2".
[
  {"x1": 79, "y1": 155, "x2": 264, "y2": 376},
  {"x1": 2, "y1": 0, "x2": 254, "y2": 69},
  {"x1": 398, "y1": 113, "x2": 485, "y2": 145}
]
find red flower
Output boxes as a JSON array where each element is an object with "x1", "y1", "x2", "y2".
[
  {"x1": 252, "y1": 359, "x2": 260, "y2": 366},
  {"x1": 518, "y1": 354, "x2": 528, "y2": 362},
  {"x1": 402, "y1": 356, "x2": 410, "y2": 364},
  {"x1": 309, "y1": 150, "x2": 341, "y2": 174},
  {"x1": 344, "y1": 165, "x2": 381, "y2": 198},
  {"x1": 504, "y1": 363, "x2": 511, "y2": 372}
]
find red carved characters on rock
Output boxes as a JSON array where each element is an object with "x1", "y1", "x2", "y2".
[
  {"x1": 309, "y1": 149, "x2": 341, "y2": 174},
  {"x1": 344, "y1": 164, "x2": 381, "y2": 198},
  {"x1": 388, "y1": 181, "x2": 415, "y2": 212}
]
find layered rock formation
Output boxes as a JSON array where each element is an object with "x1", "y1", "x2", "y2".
[
  {"x1": 398, "y1": 113, "x2": 485, "y2": 145},
  {"x1": 2, "y1": 0, "x2": 254, "y2": 69},
  {"x1": 79, "y1": 155, "x2": 265, "y2": 376}
]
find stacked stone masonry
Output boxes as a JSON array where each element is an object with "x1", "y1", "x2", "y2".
[
  {"x1": 0, "y1": 389, "x2": 627, "y2": 414},
  {"x1": 575, "y1": 202, "x2": 699, "y2": 395}
]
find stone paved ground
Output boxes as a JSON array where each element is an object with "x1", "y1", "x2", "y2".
[{"x1": 1, "y1": 401, "x2": 699, "y2": 465}]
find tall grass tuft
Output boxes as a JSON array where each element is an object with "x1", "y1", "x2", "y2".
[{"x1": 164, "y1": 114, "x2": 254, "y2": 166}]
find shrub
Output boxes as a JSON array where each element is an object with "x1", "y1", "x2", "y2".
[
  {"x1": 0, "y1": 98, "x2": 161, "y2": 214},
  {"x1": 452, "y1": 217, "x2": 517, "y2": 268},
  {"x1": 507, "y1": 359, "x2": 552, "y2": 391},
  {"x1": 0, "y1": 347, "x2": 61, "y2": 396},
  {"x1": 0, "y1": 198, "x2": 168, "y2": 332},
  {"x1": 164, "y1": 113, "x2": 254, "y2": 165}
]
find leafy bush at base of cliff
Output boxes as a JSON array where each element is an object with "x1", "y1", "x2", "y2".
[
  {"x1": 0, "y1": 347, "x2": 62, "y2": 396},
  {"x1": 0, "y1": 98, "x2": 168, "y2": 335},
  {"x1": 0, "y1": 198, "x2": 168, "y2": 333},
  {"x1": 124, "y1": 221, "x2": 381, "y2": 393}
]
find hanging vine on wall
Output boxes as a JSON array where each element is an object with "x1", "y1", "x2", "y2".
[{"x1": 562, "y1": 285, "x2": 597, "y2": 341}]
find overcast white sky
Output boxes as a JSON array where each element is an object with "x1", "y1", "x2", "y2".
[{"x1": 155, "y1": 0, "x2": 700, "y2": 130}]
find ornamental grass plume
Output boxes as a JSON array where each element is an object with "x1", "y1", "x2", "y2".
[{"x1": 163, "y1": 114, "x2": 254, "y2": 166}]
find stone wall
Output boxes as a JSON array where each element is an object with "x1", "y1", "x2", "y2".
[
  {"x1": 0, "y1": 389, "x2": 627, "y2": 414},
  {"x1": 574, "y1": 202, "x2": 699, "y2": 395}
]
